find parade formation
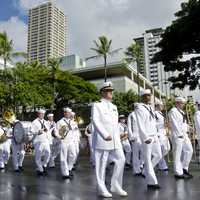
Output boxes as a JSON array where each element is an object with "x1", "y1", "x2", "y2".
[{"x1": 0, "y1": 81, "x2": 199, "y2": 198}]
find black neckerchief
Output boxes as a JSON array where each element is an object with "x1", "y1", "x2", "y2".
[
  {"x1": 38, "y1": 119, "x2": 45, "y2": 129},
  {"x1": 176, "y1": 108, "x2": 187, "y2": 123},
  {"x1": 120, "y1": 122, "x2": 127, "y2": 132},
  {"x1": 155, "y1": 111, "x2": 164, "y2": 121},
  {"x1": 143, "y1": 104, "x2": 155, "y2": 120},
  {"x1": 63, "y1": 118, "x2": 72, "y2": 130}
]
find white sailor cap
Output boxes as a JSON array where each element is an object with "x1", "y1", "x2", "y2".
[
  {"x1": 140, "y1": 89, "x2": 152, "y2": 96},
  {"x1": 100, "y1": 81, "x2": 114, "y2": 92},
  {"x1": 47, "y1": 113, "x2": 54, "y2": 118},
  {"x1": 134, "y1": 102, "x2": 139, "y2": 107},
  {"x1": 71, "y1": 112, "x2": 75, "y2": 116},
  {"x1": 37, "y1": 109, "x2": 46, "y2": 114},
  {"x1": 63, "y1": 107, "x2": 72, "y2": 112},
  {"x1": 119, "y1": 115, "x2": 125, "y2": 119},
  {"x1": 175, "y1": 96, "x2": 186, "y2": 103}
]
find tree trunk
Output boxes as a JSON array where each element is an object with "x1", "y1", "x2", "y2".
[{"x1": 104, "y1": 56, "x2": 107, "y2": 82}]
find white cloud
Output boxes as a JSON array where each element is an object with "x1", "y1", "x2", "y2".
[
  {"x1": 16, "y1": 0, "x2": 186, "y2": 59},
  {"x1": 0, "y1": 16, "x2": 27, "y2": 52}
]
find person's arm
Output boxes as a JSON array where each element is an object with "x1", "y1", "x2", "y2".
[{"x1": 91, "y1": 103, "x2": 111, "y2": 140}]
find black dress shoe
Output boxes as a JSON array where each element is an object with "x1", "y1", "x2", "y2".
[
  {"x1": 183, "y1": 169, "x2": 193, "y2": 178},
  {"x1": 62, "y1": 175, "x2": 71, "y2": 180},
  {"x1": 125, "y1": 163, "x2": 132, "y2": 168},
  {"x1": 19, "y1": 166, "x2": 24, "y2": 171},
  {"x1": 43, "y1": 167, "x2": 48, "y2": 176},
  {"x1": 134, "y1": 172, "x2": 145, "y2": 178},
  {"x1": 147, "y1": 184, "x2": 161, "y2": 190},
  {"x1": 37, "y1": 170, "x2": 44, "y2": 176},
  {"x1": 69, "y1": 170, "x2": 74, "y2": 177},
  {"x1": 0, "y1": 167, "x2": 5, "y2": 171},
  {"x1": 174, "y1": 174, "x2": 185, "y2": 179},
  {"x1": 14, "y1": 169, "x2": 21, "y2": 173},
  {"x1": 72, "y1": 167, "x2": 76, "y2": 171}
]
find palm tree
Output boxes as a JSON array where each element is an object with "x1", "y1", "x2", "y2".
[
  {"x1": 86, "y1": 36, "x2": 122, "y2": 82},
  {"x1": 125, "y1": 41, "x2": 143, "y2": 101},
  {"x1": 0, "y1": 31, "x2": 27, "y2": 71},
  {"x1": 48, "y1": 57, "x2": 62, "y2": 110}
]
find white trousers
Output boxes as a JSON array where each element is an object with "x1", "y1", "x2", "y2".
[
  {"x1": 60, "y1": 141, "x2": 76, "y2": 176},
  {"x1": 88, "y1": 136, "x2": 95, "y2": 165},
  {"x1": 0, "y1": 141, "x2": 11, "y2": 168},
  {"x1": 122, "y1": 140, "x2": 132, "y2": 165},
  {"x1": 131, "y1": 139, "x2": 144, "y2": 174},
  {"x1": 49, "y1": 139, "x2": 61, "y2": 167},
  {"x1": 158, "y1": 136, "x2": 170, "y2": 170},
  {"x1": 172, "y1": 135, "x2": 193, "y2": 175},
  {"x1": 94, "y1": 148, "x2": 125, "y2": 194},
  {"x1": 11, "y1": 141, "x2": 25, "y2": 170},
  {"x1": 34, "y1": 142, "x2": 51, "y2": 172},
  {"x1": 143, "y1": 137, "x2": 162, "y2": 185}
]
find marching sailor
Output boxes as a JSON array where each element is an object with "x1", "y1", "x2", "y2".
[
  {"x1": 118, "y1": 115, "x2": 132, "y2": 168},
  {"x1": 135, "y1": 89, "x2": 162, "y2": 190},
  {"x1": 194, "y1": 102, "x2": 200, "y2": 156},
  {"x1": 70, "y1": 112, "x2": 81, "y2": 168},
  {"x1": 92, "y1": 81, "x2": 127, "y2": 198},
  {"x1": 85, "y1": 120, "x2": 94, "y2": 166},
  {"x1": 0, "y1": 124, "x2": 12, "y2": 170},
  {"x1": 127, "y1": 103, "x2": 144, "y2": 176},
  {"x1": 30, "y1": 109, "x2": 51, "y2": 176},
  {"x1": 169, "y1": 97, "x2": 193, "y2": 179},
  {"x1": 155, "y1": 101, "x2": 170, "y2": 171},
  {"x1": 57, "y1": 107, "x2": 76, "y2": 180},
  {"x1": 47, "y1": 113, "x2": 61, "y2": 168}
]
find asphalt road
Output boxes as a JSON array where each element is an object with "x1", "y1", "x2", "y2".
[{"x1": 0, "y1": 156, "x2": 200, "y2": 200}]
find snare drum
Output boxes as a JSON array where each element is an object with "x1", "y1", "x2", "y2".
[{"x1": 13, "y1": 121, "x2": 32, "y2": 144}]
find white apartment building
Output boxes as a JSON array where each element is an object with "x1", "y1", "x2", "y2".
[{"x1": 27, "y1": 2, "x2": 67, "y2": 65}]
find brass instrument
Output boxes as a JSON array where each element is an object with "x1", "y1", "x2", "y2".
[
  {"x1": 0, "y1": 128, "x2": 7, "y2": 143},
  {"x1": 3, "y1": 110, "x2": 16, "y2": 124},
  {"x1": 59, "y1": 125, "x2": 70, "y2": 139}
]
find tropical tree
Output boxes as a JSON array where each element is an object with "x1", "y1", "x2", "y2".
[
  {"x1": 0, "y1": 31, "x2": 26, "y2": 71},
  {"x1": 152, "y1": 0, "x2": 200, "y2": 90},
  {"x1": 112, "y1": 90, "x2": 138, "y2": 115},
  {"x1": 86, "y1": 36, "x2": 122, "y2": 82},
  {"x1": 47, "y1": 57, "x2": 62, "y2": 110},
  {"x1": 125, "y1": 41, "x2": 143, "y2": 101}
]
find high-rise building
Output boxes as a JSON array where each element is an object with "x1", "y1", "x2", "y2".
[
  {"x1": 27, "y1": 1, "x2": 67, "y2": 65},
  {"x1": 134, "y1": 28, "x2": 171, "y2": 96}
]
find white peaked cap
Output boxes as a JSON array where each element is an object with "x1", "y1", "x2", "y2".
[
  {"x1": 175, "y1": 96, "x2": 186, "y2": 103},
  {"x1": 100, "y1": 81, "x2": 114, "y2": 91},
  {"x1": 140, "y1": 89, "x2": 151, "y2": 96},
  {"x1": 63, "y1": 107, "x2": 72, "y2": 112},
  {"x1": 47, "y1": 113, "x2": 54, "y2": 117},
  {"x1": 37, "y1": 109, "x2": 46, "y2": 114}
]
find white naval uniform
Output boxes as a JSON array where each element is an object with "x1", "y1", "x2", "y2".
[
  {"x1": 47, "y1": 120, "x2": 61, "y2": 168},
  {"x1": 127, "y1": 111, "x2": 144, "y2": 174},
  {"x1": 135, "y1": 103, "x2": 162, "y2": 185},
  {"x1": 0, "y1": 127, "x2": 11, "y2": 168},
  {"x1": 71, "y1": 120, "x2": 81, "y2": 164},
  {"x1": 92, "y1": 98, "x2": 126, "y2": 195},
  {"x1": 155, "y1": 111, "x2": 170, "y2": 170},
  {"x1": 85, "y1": 123, "x2": 94, "y2": 165},
  {"x1": 194, "y1": 110, "x2": 200, "y2": 149},
  {"x1": 57, "y1": 117, "x2": 76, "y2": 176},
  {"x1": 169, "y1": 107, "x2": 193, "y2": 175},
  {"x1": 31, "y1": 118, "x2": 51, "y2": 172},
  {"x1": 118, "y1": 122, "x2": 131, "y2": 165}
]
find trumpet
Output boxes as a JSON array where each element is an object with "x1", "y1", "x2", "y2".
[{"x1": 59, "y1": 125, "x2": 70, "y2": 139}]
